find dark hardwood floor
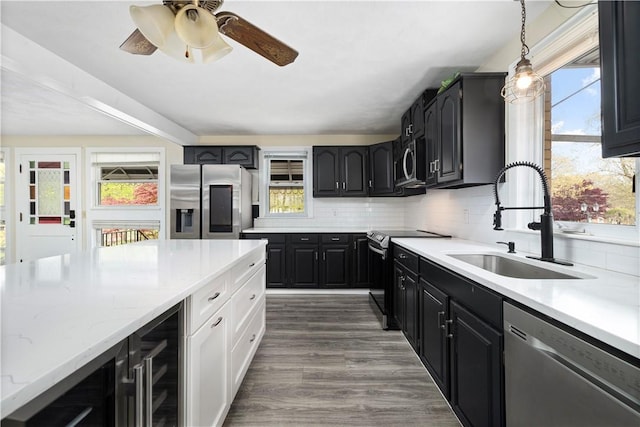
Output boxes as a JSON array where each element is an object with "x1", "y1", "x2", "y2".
[{"x1": 224, "y1": 294, "x2": 460, "y2": 426}]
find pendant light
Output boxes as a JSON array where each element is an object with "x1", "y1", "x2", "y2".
[{"x1": 501, "y1": 0, "x2": 545, "y2": 103}]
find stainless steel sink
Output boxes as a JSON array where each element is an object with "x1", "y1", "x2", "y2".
[{"x1": 448, "y1": 253, "x2": 585, "y2": 280}]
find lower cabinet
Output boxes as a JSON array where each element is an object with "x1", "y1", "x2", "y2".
[
  {"x1": 418, "y1": 256, "x2": 504, "y2": 427},
  {"x1": 241, "y1": 232, "x2": 370, "y2": 289},
  {"x1": 184, "y1": 249, "x2": 266, "y2": 427},
  {"x1": 186, "y1": 303, "x2": 230, "y2": 427},
  {"x1": 449, "y1": 301, "x2": 503, "y2": 427},
  {"x1": 394, "y1": 246, "x2": 419, "y2": 351}
]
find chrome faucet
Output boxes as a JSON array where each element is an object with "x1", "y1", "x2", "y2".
[{"x1": 493, "y1": 161, "x2": 572, "y2": 266}]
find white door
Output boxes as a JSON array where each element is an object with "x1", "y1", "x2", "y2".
[{"x1": 16, "y1": 149, "x2": 81, "y2": 262}]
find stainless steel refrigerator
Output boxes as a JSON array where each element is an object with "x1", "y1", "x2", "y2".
[{"x1": 170, "y1": 164, "x2": 252, "y2": 239}]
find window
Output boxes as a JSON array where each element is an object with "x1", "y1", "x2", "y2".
[
  {"x1": 86, "y1": 148, "x2": 165, "y2": 248},
  {"x1": 547, "y1": 52, "x2": 636, "y2": 227},
  {"x1": 0, "y1": 149, "x2": 6, "y2": 265},
  {"x1": 262, "y1": 150, "x2": 310, "y2": 217},
  {"x1": 505, "y1": 4, "x2": 639, "y2": 242}
]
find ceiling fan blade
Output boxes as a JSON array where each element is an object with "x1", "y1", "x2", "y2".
[
  {"x1": 119, "y1": 29, "x2": 158, "y2": 55},
  {"x1": 215, "y1": 12, "x2": 298, "y2": 66}
]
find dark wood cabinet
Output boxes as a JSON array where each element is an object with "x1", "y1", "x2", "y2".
[
  {"x1": 599, "y1": 0, "x2": 640, "y2": 157},
  {"x1": 401, "y1": 89, "x2": 438, "y2": 145},
  {"x1": 242, "y1": 232, "x2": 367, "y2": 289},
  {"x1": 239, "y1": 234, "x2": 286, "y2": 288},
  {"x1": 368, "y1": 141, "x2": 396, "y2": 195},
  {"x1": 418, "y1": 256, "x2": 504, "y2": 427},
  {"x1": 313, "y1": 146, "x2": 368, "y2": 197},
  {"x1": 320, "y1": 234, "x2": 351, "y2": 288},
  {"x1": 184, "y1": 146, "x2": 260, "y2": 169},
  {"x1": 419, "y1": 278, "x2": 449, "y2": 397},
  {"x1": 351, "y1": 234, "x2": 370, "y2": 288},
  {"x1": 393, "y1": 246, "x2": 419, "y2": 351},
  {"x1": 425, "y1": 74, "x2": 506, "y2": 188},
  {"x1": 288, "y1": 234, "x2": 319, "y2": 288},
  {"x1": 449, "y1": 301, "x2": 503, "y2": 427}
]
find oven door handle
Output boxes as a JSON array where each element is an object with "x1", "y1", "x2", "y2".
[{"x1": 368, "y1": 243, "x2": 387, "y2": 260}]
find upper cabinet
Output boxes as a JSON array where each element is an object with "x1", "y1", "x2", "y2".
[
  {"x1": 401, "y1": 89, "x2": 439, "y2": 146},
  {"x1": 313, "y1": 146, "x2": 368, "y2": 197},
  {"x1": 425, "y1": 73, "x2": 506, "y2": 188},
  {"x1": 599, "y1": 0, "x2": 640, "y2": 157},
  {"x1": 368, "y1": 140, "x2": 396, "y2": 195},
  {"x1": 184, "y1": 146, "x2": 260, "y2": 169}
]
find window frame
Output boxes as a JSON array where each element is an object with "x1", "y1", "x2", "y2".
[
  {"x1": 260, "y1": 147, "x2": 313, "y2": 218},
  {"x1": 503, "y1": 4, "x2": 639, "y2": 244},
  {"x1": 0, "y1": 147, "x2": 11, "y2": 264},
  {"x1": 85, "y1": 147, "x2": 166, "y2": 248}
]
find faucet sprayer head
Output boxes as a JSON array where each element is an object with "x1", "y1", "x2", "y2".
[{"x1": 493, "y1": 206, "x2": 503, "y2": 230}]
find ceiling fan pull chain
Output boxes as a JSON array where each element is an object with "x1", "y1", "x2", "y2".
[{"x1": 185, "y1": 45, "x2": 190, "y2": 59}]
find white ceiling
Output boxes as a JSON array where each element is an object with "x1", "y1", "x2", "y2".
[{"x1": 1, "y1": 0, "x2": 551, "y2": 142}]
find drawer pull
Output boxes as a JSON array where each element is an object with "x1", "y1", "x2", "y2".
[
  {"x1": 211, "y1": 316, "x2": 223, "y2": 328},
  {"x1": 208, "y1": 292, "x2": 221, "y2": 302},
  {"x1": 331, "y1": 237, "x2": 340, "y2": 241},
  {"x1": 300, "y1": 237, "x2": 309, "y2": 241},
  {"x1": 399, "y1": 253, "x2": 407, "y2": 259},
  {"x1": 250, "y1": 294, "x2": 256, "y2": 301},
  {"x1": 249, "y1": 262, "x2": 255, "y2": 268},
  {"x1": 249, "y1": 334, "x2": 256, "y2": 343}
]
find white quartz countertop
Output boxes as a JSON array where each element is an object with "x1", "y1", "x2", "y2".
[
  {"x1": 0, "y1": 239, "x2": 267, "y2": 417},
  {"x1": 392, "y1": 238, "x2": 640, "y2": 360}
]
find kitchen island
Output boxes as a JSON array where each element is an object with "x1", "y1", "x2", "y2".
[{"x1": 0, "y1": 238, "x2": 267, "y2": 421}]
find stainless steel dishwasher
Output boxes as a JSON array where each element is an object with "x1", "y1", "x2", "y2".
[{"x1": 504, "y1": 302, "x2": 640, "y2": 426}]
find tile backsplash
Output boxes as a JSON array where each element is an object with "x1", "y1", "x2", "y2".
[
  {"x1": 404, "y1": 185, "x2": 640, "y2": 277},
  {"x1": 254, "y1": 186, "x2": 639, "y2": 276}
]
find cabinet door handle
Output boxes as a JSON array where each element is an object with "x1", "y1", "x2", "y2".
[
  {"x1": 445, "y1": 319, "x2": 454, "y2": 338},
  {"x1": 300, "y1": 237, "x2": 309, "y2": 241},
  {"x1": 323, "y1": 252, "x2": 326, "y2": 261},
  {"x1": 335, "y1": 182, "x2": 339, "y2": 189},
  {"x1": 315, "y1": 252, "x2": 318, "y2": 261},
  {"x1": 249, "y1": 334, "x2": 256, "y2": 343},
  {"x1": 249, "y1": 262, "x2": 255, "y2": 268},
  {"x1": 208, "y1": 292, "x2": 221, "y2": 302},
  {"x1": 250, "y1": 294, "x2": 256, "y2": 301},
  {"x1": 429, "y1": 161, "x2": 434, "y2": 173},
  {"x1": 144, "y1": 357, "x2": 153, "y2": 426},
  {"x1": 434, "y1": 159, "x2": 440, "y2": 172},
  {"x1": 211, "y1": 316, "x2": 223, "y2": 327},
  {"x1": 353, "y1": 241, "x2": 357, "y2": 250},
  {"x1": 438, "y1": 311, "x2": 445, "y2": 329},
  {"x1": 409, "y1": 124, "x2": 413, "y2": 134},
  {"x1": 399, "y1": 253, "x2": 407, "y2": 259},
  {"x1": 134, "y1": 363, "x2": 144, "y2": 427},
  {"x1": 369, "y1": 179, "x2": 372, "y2": 188},
  {"x1": 342, "y1": 182, "x2": 346, "y2": 190},
  {"x1": 331, "y1": 237, "x2": 340, "y2": 241}
]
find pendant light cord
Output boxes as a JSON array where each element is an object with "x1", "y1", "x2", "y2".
[{"x1": 520, "y1": 0, "x2": 530, "y2": 61}]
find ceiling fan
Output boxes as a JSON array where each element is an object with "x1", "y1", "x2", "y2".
[{"x1": 120, "y1": 0, "x2": 298, "y2": 66}]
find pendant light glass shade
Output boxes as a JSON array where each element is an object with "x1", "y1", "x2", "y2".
[
  {"x1": 174, "y1": 5, "x2": 219, "y2": 49},
  {"x1": 500, "y1": 0, "x2": 545, "y2": 103},
  {"x1": 129, "y1": 5, "x2": 174, "y2": 49},
  {"x1": 501, "y1": 58, "x2": 545, "y2": 103}
]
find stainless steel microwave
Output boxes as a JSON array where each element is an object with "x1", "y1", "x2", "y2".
[{"x1": 395, "y1": 138, "x2": 426, "y2": 188}]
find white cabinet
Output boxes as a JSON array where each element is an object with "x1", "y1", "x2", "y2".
[
  {"x1": 186, "y1": 303, "x2": 230, "y2": 427},
  {"x1": 184, "y1": 247, "x2": 266, "y2": 427}
]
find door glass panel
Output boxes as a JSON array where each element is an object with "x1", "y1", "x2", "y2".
[{"x1": 28, "y1": 160, "x2": 72, "y2": 226}]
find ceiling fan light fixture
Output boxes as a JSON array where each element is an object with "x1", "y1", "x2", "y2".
[
  {"x1": 129, "y1": 4, "x2": 174, "y2": 49},
  {"x1": 157, "y1": 30, "x2": 195, "y2": 63},
  {"x1": 174, "y1": 4, "x2": 219, "y2": 49},
  {"x1": 501, "y1": 0, "x2": 545, "y2": 104},
  {"x1": 202, "y1": 36, "x2": 233, "y2": 63}
]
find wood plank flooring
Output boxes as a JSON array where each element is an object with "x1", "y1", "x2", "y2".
[{"x1": 223, "y1": 294, "x2": 460, "y2": 426}]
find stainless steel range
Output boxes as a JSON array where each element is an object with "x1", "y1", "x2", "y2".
[{"x1": 367, "y1": 229, "x2": 451, "y2": 329}]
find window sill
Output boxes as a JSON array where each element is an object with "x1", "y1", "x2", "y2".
[{"x1": 506, "y1": 228, "x2": 640, "y2": 248}]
